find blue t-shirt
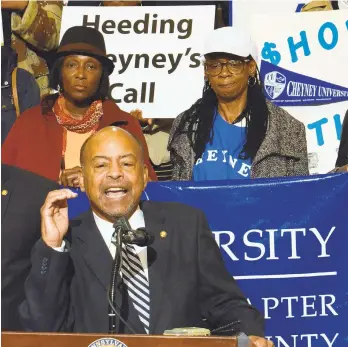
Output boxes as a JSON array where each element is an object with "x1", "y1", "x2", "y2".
[{"x1": 193, "y1": 112, "x2": 252, "y2": 181}]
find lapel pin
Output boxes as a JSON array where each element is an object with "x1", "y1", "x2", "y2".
[
  {"x1": 160, "y1": 231, "x2": 167, "y2": 238},
  {"x1": 2, "y1": 190, "x2": 8, "y2": 196}
]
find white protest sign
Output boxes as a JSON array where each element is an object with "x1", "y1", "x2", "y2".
[
  {"x1": 60, "y1": 6, "x2": 215, "y2": 118},
  {"x1": 249, "y1": 10, "x2": 348, "y2": 174}
]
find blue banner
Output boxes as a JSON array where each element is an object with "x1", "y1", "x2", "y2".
[
  {"x1": 260, "y1": 60, "x2": 348, "y2": 106},
  {"x1": 68, "y1": 173, "x2": 348, "y2": 346}
]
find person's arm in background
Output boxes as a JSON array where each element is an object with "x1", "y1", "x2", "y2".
[
  {"x1": 217, "y1": 1, "x2": 230, "y2": 27},
  {"x1": 335, "y1": 111, "x2": 348, "y2": 170},
  {"x1": 2, "y1": 114, "x2": 23, "y2": 167},
  {"x1": 17, "y1": 68, "x2": 41, "y2": 114},
  {"x1": 130, "y1": 109, "x2": 174, "y2": 133},
  {"x1": 8, "y1": 0, "x2": 63, "y2": 52},
  {"x1": 332, "y1": 165, "x2": 348, "y2": 173}
]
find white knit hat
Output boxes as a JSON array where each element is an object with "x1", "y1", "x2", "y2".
[{"x1": 202, "y1": 26, "x2": 258, "y2": 62}]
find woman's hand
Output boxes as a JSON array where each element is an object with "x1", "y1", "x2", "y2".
[
  {"x1": 59, "y1": 166, "x2": 82, "y2": 188},
  {"x1": 331, "y1": 164, "x2": 348, "y2": 173},
  {"x1": 130, "y1": 109, "x2": 154, "y2": 130},
  {"x1": 130, "y1": 109, "x2": 174, "y2": 132},
  {"x1": 336, "y1": 164, "x2": 348, "y2": 172}
]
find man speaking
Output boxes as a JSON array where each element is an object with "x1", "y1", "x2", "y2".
[{"x1": 20, "y1": 127, "x2": 272, "y2": 346}]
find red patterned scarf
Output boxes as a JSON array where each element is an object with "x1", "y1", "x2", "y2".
[{"x1": 53, "y1": 95, "x2": 103, "y2": 134}]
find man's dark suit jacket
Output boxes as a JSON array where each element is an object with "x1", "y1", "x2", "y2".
[
  {"x1": 20, "y1": 201, "x2": 264, "y2": 336},
  {"x1": 1, "y1": 164, "x2": 58, "y2": 331},
  {"x1": 336, "y1": 110, "x2": 348, "y2": 167}
]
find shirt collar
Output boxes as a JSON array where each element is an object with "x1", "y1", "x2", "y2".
[
  {"x1": 93, "y1": 207, "x2": 145, "y2": 234},
  {"x1": 216, "y1": 108, "x2": 247, "y2": 127}
]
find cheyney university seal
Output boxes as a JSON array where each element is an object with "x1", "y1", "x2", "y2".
[{"x1": 88, "y1": 337, "x2": 128, "y2": 347}]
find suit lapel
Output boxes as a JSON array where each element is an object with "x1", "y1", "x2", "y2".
[
  {"x1": 1, "y1": 186, "x2": 12, "y2": 222},
  {"x1": 72, "y1": 210, "x2": 113, "y2": 291},
  {"x1": 141, "y1": 201, "x2": 171, "y2": 334},
  {"x1": 73, "y1": 210, "x2": 151, "y2": 333},
  {"x1": 73, "y1": 205, "x2": 172, "y2": 334}
]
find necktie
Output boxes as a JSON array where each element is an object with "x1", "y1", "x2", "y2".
[
  {"x1": 110, "y1": 233, "x2": 150, "y2": 334},
  {"x1": 121, "y1": 244, "x2": 150, "y2": 334}
]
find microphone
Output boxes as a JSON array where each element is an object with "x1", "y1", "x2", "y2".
[{"x1": 113, "y1": 217, "x2": 153, "y2": 247}]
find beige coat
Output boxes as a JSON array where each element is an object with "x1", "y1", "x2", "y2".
[{"x1": 11, "y1": 1, "x2": 63, "y2": 96}]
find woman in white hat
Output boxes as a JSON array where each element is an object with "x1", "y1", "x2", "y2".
[{"x1": 168, "y1": 27, "x2": 309, "y2": 181}]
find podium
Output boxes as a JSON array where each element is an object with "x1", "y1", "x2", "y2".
[{"x1": 1, "y1": 332, "x2": 251, "y2": 347}]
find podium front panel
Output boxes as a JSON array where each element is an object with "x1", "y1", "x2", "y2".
[{"x1": 1, "y1": 332, "x2": 244, "y2": 347}]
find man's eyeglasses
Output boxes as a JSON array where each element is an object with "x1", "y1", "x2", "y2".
[{"x1": 204, "y1": 59, "x2": 250, "y2": 77}]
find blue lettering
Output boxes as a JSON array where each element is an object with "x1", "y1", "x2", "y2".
[
  {"x1": 261, "y1": 42, "x2": 281, "y2": 65},
  {"x1": 295, "y1": 3, "x2": 305, "y2": 12},
  {"x1": 308, "y1": 118, "x2": 328, "y2": 146},
  {"x1": 287, "y1": 31, "x2": 311, "y2": 63},
  {"x1": 318, "y1": 22, "x2": 338, "y2": 50},
  {"x1": 333, "y1": 114, "x2": 342, "y2": 141}
]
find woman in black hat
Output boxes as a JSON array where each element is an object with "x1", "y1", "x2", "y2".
[{"x1": 2, "y1": 26, "x2": 157, "y2": 185}]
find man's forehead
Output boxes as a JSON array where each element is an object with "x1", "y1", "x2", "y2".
[
  {"x1": 86, "y1": 134, "x2": 140, "y2": 156},
  {"x1": 88, "y1": 139, "x2": 137, "y2": 152},
  {"x1": 90, "y1": 129, "x2": 133, "y2": 146},
  {"x1": 81, "y1": 127, "x2": 143, "y2": 165}
]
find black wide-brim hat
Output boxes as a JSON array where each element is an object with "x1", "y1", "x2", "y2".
[{"x1": 57, "y1": 26, "x2": 114, "y2": 75}]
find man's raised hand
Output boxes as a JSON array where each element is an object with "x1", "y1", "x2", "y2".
[{"x1": 40, "y1": 189, "x2": 78, "y2": 248}]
